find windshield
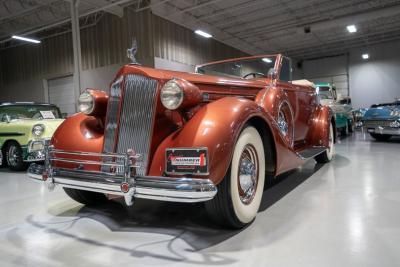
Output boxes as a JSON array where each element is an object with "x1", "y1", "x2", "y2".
[
  {"x1": 196, "y1": 56, "x2": 276, "y2": 79},
  {"x1": 316, "y1": 86, "x2": 333, "y2": 100},
  {"x1": 0, "y1": 105, "x2": 61, "y2": 121}
]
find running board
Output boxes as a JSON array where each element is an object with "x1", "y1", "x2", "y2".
[{"x1": 297, "y1": 147, "x2": 326, "y2": 159}]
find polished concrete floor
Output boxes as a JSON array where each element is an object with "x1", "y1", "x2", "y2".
[{"x1": 0, "y1": 132, "x2": 400, "y2": 267}]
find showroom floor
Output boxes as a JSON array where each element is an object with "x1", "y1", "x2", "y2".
[{"x1": 0, "y1": 132, "x2": 399, "y2": 267}]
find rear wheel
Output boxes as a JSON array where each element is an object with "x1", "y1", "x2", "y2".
[
  {"x1": 6, "y1": 141, "x2": 28, "y2": 171},
  {"x1": 205, "y1": 126, "x2": 265, "y2": 229},
  {"x1": 370, "y1": 133, "x2": 392, "y2": 141},
  {"x1": 63, "y1": 188, "x2": 108, "y2": 206},
  {"x1": 315, "y1": 122, "x2": 335, "y2": 163}
]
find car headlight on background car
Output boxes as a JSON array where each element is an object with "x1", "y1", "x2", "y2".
[
  {"x1": 390, "y1": 110, "x2": 400, "y2": 117},
  {"x1": 32, "y1": 124, "x2": 45, "y2": 137},
  {"x1": 161, "y1": 80, "x2": 184, "y2": 110}
]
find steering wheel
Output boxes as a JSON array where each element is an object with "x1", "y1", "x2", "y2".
[{"x1": 243, "y1": 72, "x2": 267, "y2": 79}]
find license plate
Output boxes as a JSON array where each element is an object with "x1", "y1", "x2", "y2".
[
  {"x1": 166, "y1": 148, "x2": 208, "y2": 175},
  {"x1": 367, "y1": 128, "x2": 375, "y2": 133}
]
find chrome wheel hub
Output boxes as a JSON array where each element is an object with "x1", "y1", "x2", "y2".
[
  {"x1": 238, "y1": 144, "x2": 259, "y2": 205},
  {"x1": 8, "y1": 146, "x2": 19, "y2": 166},
  {"x1": 277, "y1": 110, "x2": 288, "y2": 136}
]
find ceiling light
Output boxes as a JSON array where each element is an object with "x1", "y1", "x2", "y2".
[
  {"x1": 195, "y1": 30, "x2": 212, "y2": 38},
  {"x1": 262, "y1": 58, "x2": 272, "y2": 63},
  {"x1": 362, "y1": 53, "x2": 369, "y2": 60},
  {"x1": 346, "y1": 25, "x2": 357, "y2": 33},
  {"x1": 12, "y1": 35, "x2": 41, "y2": 44}
]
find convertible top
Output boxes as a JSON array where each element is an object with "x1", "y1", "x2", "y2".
[{"x1": 371, "y1": 101, "x2": 400, "y2": 108}]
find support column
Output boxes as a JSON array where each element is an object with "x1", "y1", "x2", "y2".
[{"x1": 70, "y1": 0, "x2": 82, "y2": 111}]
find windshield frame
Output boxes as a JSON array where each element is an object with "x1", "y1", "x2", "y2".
[{"x1": 195, "y1": 54, "x2": 281, "y2": 79}]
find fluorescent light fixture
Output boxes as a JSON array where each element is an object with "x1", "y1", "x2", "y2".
[
  {"x1": 362, "y1": 53, "x2": 369, "y2": 60},
  {"x1": 346, "y1": 25, "x2": 357, "y2": 33},
  {"x1": 195, "y1": 30, "x2": 212, "y2": 38},
  {"x1": 12, "y1": 35, "x2": 41, "y2": 44},
  {"x1": 262, "y1": 58, "x2": 272, "y2": 63}
]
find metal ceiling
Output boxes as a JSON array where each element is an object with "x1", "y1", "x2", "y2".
[
  {"x1": 149, "y1": 0, "x2": 400, "y2": 58},
  {"x1": 1, "y1": 0, "x2": 400, "y2": 59}
]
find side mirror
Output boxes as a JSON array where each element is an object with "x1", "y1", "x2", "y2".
[{"x1": 267, "y1": 68, "x2": 278, "y2": 80}]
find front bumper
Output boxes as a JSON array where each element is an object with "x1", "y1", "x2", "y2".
[
  {"x1": 27, "y1": 147, "x2": 217, "y2": 206},
  {"x1": 362, "y1": 126, "x2": 400, "y2": 135}
]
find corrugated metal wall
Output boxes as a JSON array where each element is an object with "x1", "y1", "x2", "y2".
[
  {"x1": 152, "y1": 15, "x2": 246, "y2": 66},
  {"x1": 0, "y1": 9, "x2": 246, "y2": 87}
]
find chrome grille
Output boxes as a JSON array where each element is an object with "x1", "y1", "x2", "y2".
[
  {"x1": 103, "y1": 76, "x2": 123, "y2": 154},
  {"x1": 363, "y1": 120, "x2": 394, "y2": 127},
  {"x1": 102, "y1": 74, "x2": 158, "y2": 176}
]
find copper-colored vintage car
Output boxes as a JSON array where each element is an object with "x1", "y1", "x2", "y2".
[{"x1": 28, "y1": 54, "x2": 335, "y2": 228}]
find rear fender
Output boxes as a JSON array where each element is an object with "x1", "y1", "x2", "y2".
[
  {"x1": 307, "y1": 105, "x2": 336, "y2": 147},
  {"x1": 148, "y1": 97, "x2": 275, "y2": 185}
]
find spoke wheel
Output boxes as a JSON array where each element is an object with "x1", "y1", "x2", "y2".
[{"x1": 6, "y1": 142, "x2": 28, "y2": 171}]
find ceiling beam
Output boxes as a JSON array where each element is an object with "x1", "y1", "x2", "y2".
[{"x1": 80, "y1": 0, "x2": 124, "y2": 18}]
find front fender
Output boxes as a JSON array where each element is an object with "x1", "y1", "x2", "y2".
[
  {"x1": 148, "y1": 97, "x2": 271, "y2": 185},
  {"x1": 51, "y1": 113, "x2": 104, "y2": 171}
]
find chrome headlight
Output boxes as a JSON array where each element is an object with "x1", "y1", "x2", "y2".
[
  {"x1": 161, "y1": 80, "x2": 184, "y2": 110},
  {"x1": 78, "y1": 91, "x2": 94, "y2": 114},
  {"x1": 390, "y1": 110, "x2": 400, "y2": 117},
  {"x1": 32, "y1": 124, "x2": 45, "y2": 137}
]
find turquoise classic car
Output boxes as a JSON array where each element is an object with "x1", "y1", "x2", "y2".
[
  {"x1": 362, "y1": 99, "x2": 400, "y2": 141},
  {"x1": 316, "y1": 83, "x2": 355, "y2": 135},
  {"x1": 0, "y1": 102, "x2": 64, "y2": 171}
]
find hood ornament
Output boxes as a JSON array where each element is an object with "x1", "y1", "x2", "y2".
[{"x1": 127, "y1": 38, "x2": 140, "y2": 65}]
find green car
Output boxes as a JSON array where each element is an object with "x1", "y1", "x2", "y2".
[
  {"x1": 0, "y1": 102, "x2": 64, "y2": 171},
  {"x1": 316, "y1": 83, "x2": 355, "y2": 135}
]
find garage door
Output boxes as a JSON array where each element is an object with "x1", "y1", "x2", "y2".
[{"x1": 47, "y1": 76, "x2": 76, "y2": 115}]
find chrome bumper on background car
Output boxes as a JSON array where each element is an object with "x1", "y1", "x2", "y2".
[
  {"x1": 27, "y1": 146, "x2": 217, "y2": 206},
  {"x1": 362, "y1": 126, "x2": 400, "y2": 135},
  {"x1": 24, "y1": 139, "x2": 50, "y2": 162}
]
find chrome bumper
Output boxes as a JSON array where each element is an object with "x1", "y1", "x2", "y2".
[
  {"x1": 362, "y1": 126, "x2": 400, "y2": 135},
  {"x1": 27, "y1": 147, "x2": 217, "y2": 206}
]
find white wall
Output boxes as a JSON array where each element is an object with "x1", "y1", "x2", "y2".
[
  {"x1": 297, "y1": 39, "x2": 400, "y2": 108},
  {"x1": 154, "y1": 57, "x2": 195, "y2": 73},
  {"x1": 349, "y1": 40, "x2": 400, "y2": 108}
]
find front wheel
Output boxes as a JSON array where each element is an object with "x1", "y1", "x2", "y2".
[
  {"x1": 370, "y1": 133, "x2": 392, "y2": 141},
  {"x1": 315, "y1": 122, "x2": 335, "y2": 163},
  {"x1": 6, "y1": 142, "x2": 28, "y2": 171},
  {"x1": 205, "y1": 126, "x2": 266, "y2": 229},
  {"x1": 63, "y1": 188, "x2": 109, "y2": 206}
]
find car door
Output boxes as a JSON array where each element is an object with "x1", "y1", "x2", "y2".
[{"x1": 277, "y1": 57, "x2": 316, "y2": 146}]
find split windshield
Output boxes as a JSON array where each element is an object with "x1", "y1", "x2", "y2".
[
  {"x1": 196, "y1": 56, "x2": 276, "y2": 79},
  {"x1": 0, "y1": 105, "x2": 61, "y2": 122}
]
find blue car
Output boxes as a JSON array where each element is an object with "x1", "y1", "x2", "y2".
[{"x1": 362, "y1": 99, "x2": 400, "y2": 141}]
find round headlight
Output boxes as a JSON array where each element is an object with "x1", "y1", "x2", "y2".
[
  {"x1": 78, "y1": 91, "x2": 94, "y2": 114},
  {"x1": 161, "y1": 80, "x2": 184, "y2": 110},
  {"x1": 32, "y1": 124, "x2": 45, "y2": 137}
]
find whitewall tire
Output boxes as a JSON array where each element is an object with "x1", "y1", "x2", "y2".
[
  {"x1": 206, "y1": 126, "x2": 266, "y2": 228},
  {"x1": 315, "y1": 122, "x2": 335, "y2": 163}
]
